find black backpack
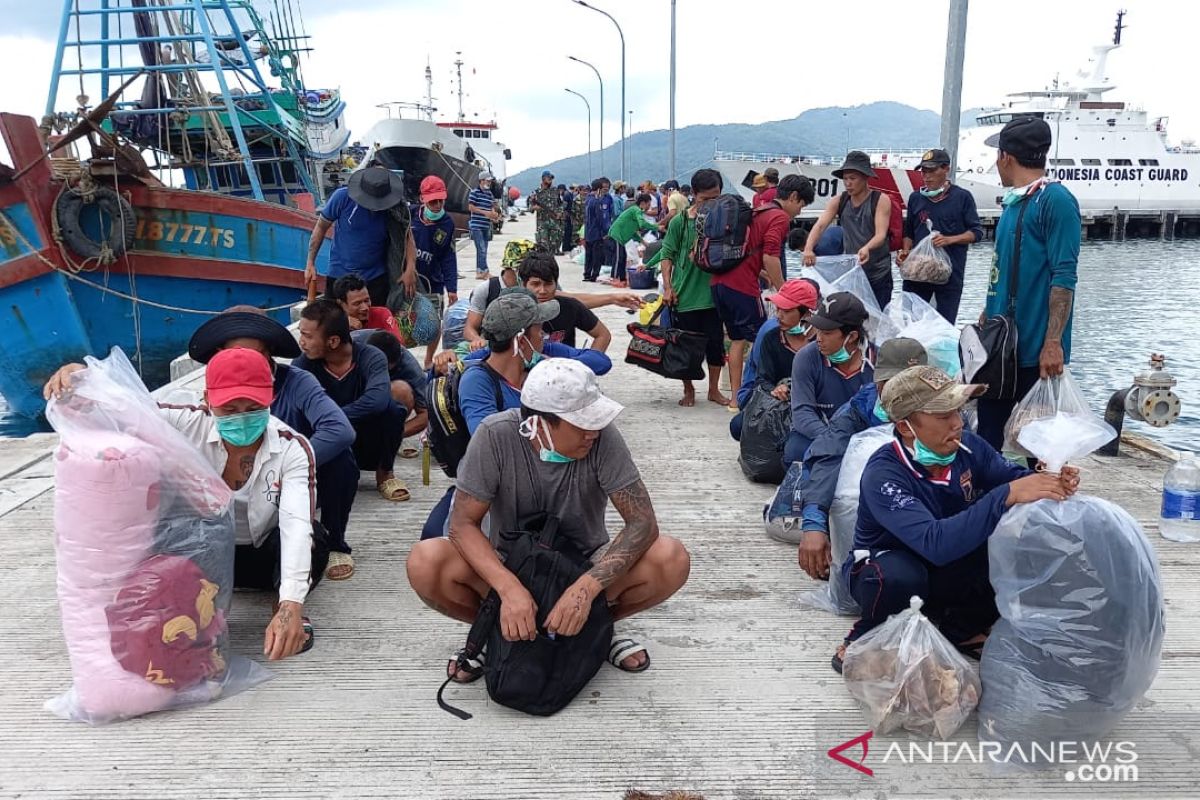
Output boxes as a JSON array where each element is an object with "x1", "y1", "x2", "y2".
[
  {"x1": 424, "y1": 361, "x2": 504, "y2": 478},
  {"x1": 438, "y1": 514, "x2": 614, "y2": 718},
  {"x1": 692, "y1": 192, "x2": 753, "y2": 274}
]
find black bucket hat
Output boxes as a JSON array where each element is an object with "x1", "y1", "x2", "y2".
[
  {"x1": 347, "y1": 166, "x2": 407, "y2": 211},
  {"x1": 832, "y1": 150, "x2": 877, "y2": 179},
  {"x1": 188, "y1": 310, "x2": 301, "y2": 364}
]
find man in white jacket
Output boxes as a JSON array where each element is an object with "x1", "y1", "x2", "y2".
[{"x1": 45, "y1": 347, "x2": 326, "y2": 661}]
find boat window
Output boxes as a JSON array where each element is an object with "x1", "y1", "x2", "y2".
[
  {"x1": 280, "y1": 162, "x2": 297, "y2": 184},
  {"x1": 1050, "y1": 158, "x2": 1075, "y2": 166},
  {"x1": 1081, "y1": 158, "x2": 1101, "y2": 166},
  {"x1": 1107, "y1": 158, "x2": 1133, "y2": 166},
  {"x1": 453, "y1": 129, "x2": 463, "y2": 137},
  {"x1": 1138, "y1": 159, "x2": 1160, "y2": 166}
]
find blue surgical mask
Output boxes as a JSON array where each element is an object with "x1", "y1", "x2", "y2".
[
  {"x1": 904, "y1": 421, "x2": 957, "y2": 467},
  {"x1": 828, "y1": 347, "x2": 851, "y2": 364},
  {"x1": 786, "y1": 322, "x2": 809, "y2": 336},
  {"x1": 215, "y1": 409, "x2": 269, "y2": 447},
  {"x1": 1001, "y1": 188, "x2": 1024, "y2": 207},
  {"x1": 873, "y1": 400, "x2": 890, "y2": 423},
  {"x1": 919, "y1": 185, "x2": 947, "y2": 198},
  {"x1": 423, "y1": 206, "x2": 445, "y2": 221},
  {"x1": 519, "y1": 415, "x2": 576, "y2": 463}
]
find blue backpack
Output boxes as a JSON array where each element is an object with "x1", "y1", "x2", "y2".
[{"x1": 692, "y1": 193, "x2": 753, "y2": 274}]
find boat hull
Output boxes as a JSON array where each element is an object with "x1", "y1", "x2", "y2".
[
  {"x1": 0, "y1": 112, "x2": 327, "y2": 418},
  {"x1": 371, "y1": 145, "x2": 480, "y2": 221}
]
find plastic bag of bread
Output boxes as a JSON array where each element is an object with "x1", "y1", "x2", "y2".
[
  {"x1": 899, "y1": 220, "x2": 952, "y2": 285},
  {"x1": 842, "y1": 596, "x2": 981, "y2": 739},
  {"x1": 1001, "y1": 369, "x2": 1114, "y2": 461}
]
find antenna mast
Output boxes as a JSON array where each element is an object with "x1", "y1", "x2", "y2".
[
  {"x1": 454, "y1": 53, "x2": 465, "y2": 122},
  {"x1": 424, "y1": 56, "x2": 435, "y2": 121}
]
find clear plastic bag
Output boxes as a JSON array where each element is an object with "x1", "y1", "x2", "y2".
[
  {"x1": 570, "y1": 246, "x2": 585, "y2": 265},
  {"x1": 764, "y1": 461, "x2": 804, "y2": 544},
  {"x1": 899, "y1": 221, "x2": 952, "y2": 285},
  {"x1": 44, "y1": 348, "x2": 270, "y2": 724},
  {"x1": 800, "y1": 426, "x2": 893, "y2": 615},
  {"x1": 801, "y1": 258, "x2": 899, "y2": 343},
  {"x1": 979, "y1": 382, "x2": 1163, "y2": 755},
  {"x1": 885, "y1": 292, "x2": 962, "y2": 377},
  {"x1": 625, "y1": 240, "x2": 642, "y2": 269},
  {"x1": 1001, "y1": 369, "x2": 1116, "y2": 468},
  {"x1": 843, "y1": 596, "x2": 981, "y2": 739},
  {"x1": 441, "y1": 297, "x2": 471, "y2": 350},
  {"x1": 979, "y1": 497, "x2": 1164, "y2": 754}
]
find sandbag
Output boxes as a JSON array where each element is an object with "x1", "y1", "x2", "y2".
[
  {"x1": 844, "y1": 596, "x2": 981, "y2": 739},
  {"x1": 45, "y1": 348, "x2": 270, "y2": 724},
  {"x1": 799, "y1": 425, "x2": 893, "y2": 615},
  {"x1": 738, "y1": 383, "x2": 791, "y2": 484}
]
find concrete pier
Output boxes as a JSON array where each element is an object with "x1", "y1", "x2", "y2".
[{"x1": 0, "y1": 215, "x2": 1195, "y2": 799}]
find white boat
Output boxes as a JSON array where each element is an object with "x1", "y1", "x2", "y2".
[{"x1": 715, "y1": 11, "x2": 1200, "y2": 216}]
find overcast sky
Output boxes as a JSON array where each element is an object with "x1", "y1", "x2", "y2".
[{"x1": 1, "y1": 0, "x2": 1193, "y2": 173}]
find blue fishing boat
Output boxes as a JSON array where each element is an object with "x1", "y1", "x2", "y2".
[{"x1": 0, "y1": 0, "x2": 344, "y2": 417}]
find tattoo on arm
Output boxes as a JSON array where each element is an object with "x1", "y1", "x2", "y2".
[
  {"x1": 1046, "y1": 286, "x2": 1074, "y2": 343},
  {"x1": 589, "y1": 480, "x2": 658, "y2": 588},
  {"x1": 276, "y1": 604, "x2": 294, "y2": 630}
]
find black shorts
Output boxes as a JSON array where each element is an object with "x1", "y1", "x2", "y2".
[
  {"x1": 671, "y1": 307, "x2": 726, "y2": 367},
  {"x1": 712, "y1": 284, "x2": 766, "y2": 342}
]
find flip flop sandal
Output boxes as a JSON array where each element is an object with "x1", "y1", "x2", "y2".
[
  {"x1": 608, "y1": 638, "x2": 651, "y2": 673},
  {"x1": 831, "y1": 640, "x2": 849, "y2": 675},
  {"x1": 377, "y1": 477, "x2": 410, "y2": 502},
  {"x1": 400, "y1": 446, "x2": 420, "y2": 459},
  {"x1": 300, "y1": 617, "x2": 314, "y2": 655},
  {"x1": 445, "y1": 649, "x2": 486, "y2": 684},
  {"x1": 324, "y1": 551, "x2": 355, "y2": 581}
]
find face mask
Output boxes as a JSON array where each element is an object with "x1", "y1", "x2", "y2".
[
  {"x1": 215, "y1": 409, "x2": 269, "y2": 447},
  {"x1": 828, "y1": 346, "x2": 851, "y2": 364},
  {"x1": 786, "y1": 322, "x2": 809, "y2": 336},
  {"x1": 904, "y1": 422, "x2": 957, "y2": 467},
  {"x1": 873, "y1": 400, "x2": 890, "y2": 423},
  {"x1": 519, "y1": 415, "x2": 576, "y2": 463},
  {"x1": 1001, "y1": 188, "x2": 1024, "y2": 207},
  {"x1": 514, "y1": 335, "x2": 543, "y2": 371},
  {"x1": 919, "y1": 184, "x2": 947, "y2": 198},
  {"x1": 423, "y1": 206, "x2": 445, "y2": 221}
]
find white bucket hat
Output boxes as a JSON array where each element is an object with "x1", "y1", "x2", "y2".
[{"x1": 520, "y1": 359, "x2": 623, "y2": 431}]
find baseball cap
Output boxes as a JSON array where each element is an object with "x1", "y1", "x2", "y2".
[
  {"x1": 806, "y1": 292, "x2": 868, "y2": 331},
  {"x1": 881, "y1": 365, "x2": 986, "y2": 421},
  {"x1": 918, "y1": 148, "x2": 951, "y2": 169},
  {"x1": 206, "y1": 347, "x2": 274, "y2": 408},
  {"x1": 481, "y1": 291, "x2": 559, "y2": 340},
  {"x1": 767, "y1": 279, "x2": 819, "y2": 312},
  {"x1": 479, "y1": 172, "x2": 494, "y2": 182},
  {"x1": 763, "y1": 167, "x2": 779, "y2": 181},
  {"x1": 521, "y1": 359, "x2": 623, "y2": 431},
  {"x1": 984, "y1": 117, "x2": 1052, "y2": 160},
  {"x1": 542, "y1": 169, "x2": 554, "y2": 179},
  {"x1": 419, "y1": 175, "x2": 448, "y2": 202},
  {"x1": 874, "y1": 337, "x2": 928, "y2": 381}
]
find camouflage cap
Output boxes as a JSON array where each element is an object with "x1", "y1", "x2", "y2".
[
  {"x1": 881, "y1": 365, "x2": 987, "y2": 421},
  {"x1": 481, "y1": 291, "x2": 559, "y2": 341}
]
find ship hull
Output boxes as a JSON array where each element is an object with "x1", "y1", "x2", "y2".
[{"x1": 0, "y1": 113, "x2": 327, "y2": 417}]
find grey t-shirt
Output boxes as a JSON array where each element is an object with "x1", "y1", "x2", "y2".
[{"x1": 454, "y1": 409, "x2": 641, "y2": 554}]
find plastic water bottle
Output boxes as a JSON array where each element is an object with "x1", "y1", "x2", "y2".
[{"x1": 1161, "y1": 452, "x2": 1200, "y2": 542}]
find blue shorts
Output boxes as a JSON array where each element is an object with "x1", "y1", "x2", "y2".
[{"x1": 712, "y1": 284, "x2": 766, "y2": 342}]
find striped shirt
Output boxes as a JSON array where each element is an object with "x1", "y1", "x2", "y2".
[{"x1": 468, "y1": 187, "x2": 495, "y2": 232}]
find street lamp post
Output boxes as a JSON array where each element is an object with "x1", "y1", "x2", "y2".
[
  {"x1": 574, "y1": 1, "x2": 625, "y2": 183},
  {"x1": 564, "y1": 88, "x2": 593, "y2": 177},
  {"x1": 567, "y1": 56, "x2": 604, "y2": 177},
  {"x1": 669, "y1": 0, "x2": 677, "y2": 181},
  {"x1": 627, "y1": 110, "x2": 634, "y2": 180}
]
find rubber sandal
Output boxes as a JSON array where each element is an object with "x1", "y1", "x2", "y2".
[
  {"x1": 445, "y1": 649, "x2": 486, "y2": 684},
  {"x1": 377, "y1": 477, "x2": 410, "y2": 502},
  {"x1": 831, "y1": 640, "x2": 848, "y2": 675},
  {"x1": 300, "y1": 617, "x2": 314, "y2": 654},
  {"x1": 324, "y1": 551, "x2": 354, "y2": 581},
  {"x1": 400, "y1": 446, "x2": 420, "y2": 459},
  {"x1": 608, "y1": 638, "x2": 651, "y2": 673}
]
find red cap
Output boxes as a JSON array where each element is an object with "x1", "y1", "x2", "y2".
[
  {"x1": 106, "y1": 554, "x2": 227, "y2": 689},
  {"x1": 419, "y1": 175, "x2": 448, "y2": 203},
  {"x1": 768, "y1": 279, "x2": 820, "y2": 311},
  {"x1": 206, "y1": 347, "x2": 273, "y2": 408}
]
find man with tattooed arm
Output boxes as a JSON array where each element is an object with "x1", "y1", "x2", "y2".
[{"x1": 407, "y1": 359, "x2": 691, "y2": 683}]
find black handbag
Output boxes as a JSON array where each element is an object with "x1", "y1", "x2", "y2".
[
  {"x1": 960, "y1": 190, "x2": 1036, "y2": 400},
  {"x1": 625, "y1": 305, "x2": 707, "y2": 381}
]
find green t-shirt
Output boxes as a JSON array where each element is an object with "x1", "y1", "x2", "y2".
[
  {"x1": 608, "y1": 205, "x2": 657, "y2": 245},
  {"x1": 658, "y1": 211, "x2": 713, "y2": 312}
]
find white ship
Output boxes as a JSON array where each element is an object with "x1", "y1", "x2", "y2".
[
  {"x1": 355, "y1": 58, "x2": 512, "y2": 228},
  {"x1": 715, "y1": 11, "x2": 1200, "y2": 217}
]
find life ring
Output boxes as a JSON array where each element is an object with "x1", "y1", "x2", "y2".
[{"x1": 55, "y1": 185, "x2": 137, "y2": 262}]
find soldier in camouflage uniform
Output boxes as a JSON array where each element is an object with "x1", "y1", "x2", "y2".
[
  {"x1": 572, "y1": 184, "x2": 589, "y2": 249},
  {"x1": 529, "y1": 170, "x2": 564, "y2": 253}
]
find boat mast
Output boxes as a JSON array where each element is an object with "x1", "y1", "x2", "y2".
[
  {"x1": 1083, "y1": 9, "x2": 1125, "y2": 100},
  {"x1": 425, "y1": 57, "x2": 435, "y2": 122},
  {"x1": 454, "y1": 53, "x2": 465, "y2": 123}
]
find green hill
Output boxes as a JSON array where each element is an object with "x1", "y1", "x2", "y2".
[{"x1": 508, "y1": 101, "x2": 983, "y2": 192}]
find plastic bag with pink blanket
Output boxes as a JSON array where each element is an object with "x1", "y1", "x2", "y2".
[{"x1": 44, "y1": 347, "x2": 270, "y2": 724}]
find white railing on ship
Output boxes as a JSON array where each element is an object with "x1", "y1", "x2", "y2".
[{"x1": 714, "y1": 151, "x2": 833, "y2": 165}]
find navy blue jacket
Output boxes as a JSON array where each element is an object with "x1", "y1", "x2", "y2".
[
  {"x1": 410, "y1": 204, "x2": 458, "y2": 294},
  {"x1": 849, "y1": 430, "x2": 1030, "y2": 571},
  {"x1": 799, "y1": 383, "x2": 883, "y2": 533},
  {"x1": 270, "y1": 363, "x2": 354, "y2": 468},
  {"x1": 790, "y1": 342, "x2": 873, "y2": 440},
  {"x1": 292, "y1": 341, "x2": 392, "y2": 425},
  {"x1": 903, "y1": 185, "x2": 983, "y2": 276}
]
